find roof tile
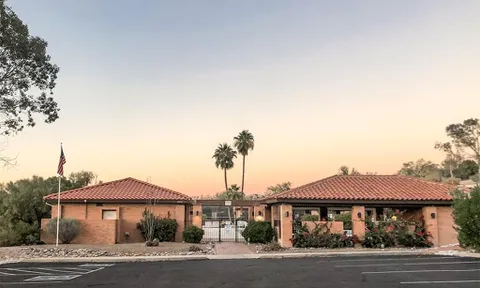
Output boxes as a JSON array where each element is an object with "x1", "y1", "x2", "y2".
[
  {"x1": 268, "y1": 175, "x2": 455, "y2": 201},
  {"x1": 44, "y1": 177, "x2": 191, "y2": 202}
]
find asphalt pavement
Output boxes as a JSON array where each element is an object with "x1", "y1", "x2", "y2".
[{"x1": 1, "y1": 255, "x2": 479, "y2": 287}]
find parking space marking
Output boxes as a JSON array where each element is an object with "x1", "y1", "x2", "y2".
[
  {"x1": 401, "y1": 280, "x2": 480, "y2": 285},
  {"x1": 0, "y1": 271, "x2": 16, "y2": 276},
  {"x1": 35, "y1": 267, "x2": 89, "y2": 274},
  {"x1": 25, "y1": 275, "x2": 81, "y2": 282},
  {"x1": 320, "y1": 256, "x2": 458, "y2": 263},
  {"x1": 79, "y1": 264, "x2": 115, "y2": 267},
  {"x1": 336, "y1": 261, "x2": 480, "y2": 268},
  {"x1": 363, "y1": 268, "x2": 480, "y2": 274},
  {"x1": 2, "y1": 268, "x2": 51, "y2": 275}
]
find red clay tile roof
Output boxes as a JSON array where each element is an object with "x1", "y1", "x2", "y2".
[
  {"x1": 44, "y1": 177, "x2": 192, "y2": 202},
  {"x1": 267, "y1": 175, "x2": 455, "y2": 201}
]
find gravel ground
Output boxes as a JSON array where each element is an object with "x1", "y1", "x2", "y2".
[{"x1": 0, "y1": 242, "x2": 216, "y2": 260}]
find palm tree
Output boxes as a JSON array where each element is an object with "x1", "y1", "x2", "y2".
[
  {"x1": 212, "y1": 143, "x2": 237, "y2": 190},
  {"x1": 226, "y1": 184, "x2": 243, "y2": 200},
  {"x1": 233, "y1": 130, "x2": 255, "y2": 197}
]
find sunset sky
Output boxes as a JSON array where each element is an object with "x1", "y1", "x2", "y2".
[{"x1": 1, "y1": 0, "x2": 479, "y2": 196}]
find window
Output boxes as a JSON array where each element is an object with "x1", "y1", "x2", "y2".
[{"x1": 102, "y1": 210, "x2": 117, "y2": 220}]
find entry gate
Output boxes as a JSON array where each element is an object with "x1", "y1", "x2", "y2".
[{"x1": 202, "y1": 219, "x2": 247, "y2": 242}]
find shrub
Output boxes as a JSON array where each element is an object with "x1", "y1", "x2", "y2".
[
  {"x1": 334, "y1": 213, "x2": 352, "y2": 230},
  {"x1": 242, "y1": 221, "x2": 274, "y2": 243},
  {"x1": 0, "y1": 228, "x2": 22, "y2": 247},
  {"x1": 452, "y1": 187, "x2": 480, "y2": 251},
  {"x1": 45, "y1": 218, "x2": 80, "y2": 244},
  {"x1": 136, "y1": 209, "x2": 178, "y2": 242},
  {"x1": 152, "y1": 238, "x2": 160, "y2": 246},
  {"x1": 301, "y1": 214, "x2": 320, "y2": 221},
  {"x1": 183, "y1": 226, "x2": 204, "y2": 243}
]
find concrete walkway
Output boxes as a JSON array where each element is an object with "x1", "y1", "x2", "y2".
[{"x1": 215, "y1": 242, "x2": 253, "y2": 255}]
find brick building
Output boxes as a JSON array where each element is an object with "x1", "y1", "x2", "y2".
[
  {"x1": 42, "y1": 177, "x2": 192, "y2": 244},
  {"x1": 263, "y1": 175, "x2": 457, "y2": 248}
]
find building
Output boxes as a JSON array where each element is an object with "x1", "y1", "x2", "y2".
[
  {"x1": 42, "y1": 174, "x2": 459, "y2": 248},
  {"x1": 42, "y1": 177, "x2": 192, "y2": 244}
]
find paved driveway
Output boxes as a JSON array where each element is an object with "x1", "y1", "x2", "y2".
[{"x1": 0, "y1": 255, "x2": 479, "y2": 287}]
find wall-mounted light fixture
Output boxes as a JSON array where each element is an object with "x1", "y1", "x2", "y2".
[
  {"x1": 195, "y1": 211, "x2": 199, "y2": 216},
  {"x1": 357, "y1": 212, "x2": 362, "y2": 219},
  {"x1": 258, "y1": 211, "x2": 262, "y2": 216},
  {"x1": 285, "y1": 211, "x2": 289, "y2": 218},
  {"x1": 430, "y1": 212, "x2": 436, "y2": 219},
  {"x1": 189, "y1": 210, "x2": 193, "y2": 215}
]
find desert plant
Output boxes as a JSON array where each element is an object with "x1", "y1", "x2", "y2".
[
  {"x1": 45, "y1": 218, "x2": 80, "y2": 244},
  {"x1": 183, "y1": 226, "x2": 204, "y2": 243},
  {"x1": 152, "y1": 238, "x2": 160, "y2": 246},
  {"x1": 242, "y1": 221, "x2": 274, "y2": 243},
  {"x1": 137, "y1": 210, "x2": 178, "y2": 242},
  {"x1": 145, "y1": 240, "x2": 152, "y2": 247},
  {"x1": 452, "y1": 187, "x2": 480, "y2": 251}
]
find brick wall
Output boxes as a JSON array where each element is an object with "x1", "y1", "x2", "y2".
[
  {"x1": 437, "y1": 207, "x2": 458, "y2": 246},
  {"x1": 302, "y1": 221, "x2": 344, "y2": 234},
  {"x1": 41, "y1": 218, "x2": 117, "y2": 244},
  {"x1": 47, "y1": 203, "x2": 186, "y2": 244}
]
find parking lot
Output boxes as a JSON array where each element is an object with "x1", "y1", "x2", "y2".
[{"x1": 0, "y1": 255, "x2": 479, "y2": 287}]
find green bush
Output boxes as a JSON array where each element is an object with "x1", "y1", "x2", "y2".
[
  {"x1": 452, "y1": 187, "x2": 480, "y2": 251},
  {"x1": 242, "y1": 221, "x2": 274, "y2": 243},
  {"x1": 301, "y1": 214, "x2": 320, "y2": 221},
  {"x1": 334, "y1": 213, "x2": 352, "y2": 230},
  {"x1": 0, "y1": 228, "x2": 22, "y2": 247},
  {"x1": 45, "y1": 218, "x2": 81, "y2": 244},
  {"x1": 292, "y1": 220, "x2": 359, "y2": 248},
  {"x1": 183, "y1": 226, "x2": 204, "y2": 243},
  {"x1": 136, "y1": 209, "x2": 178, "y2": 242}
]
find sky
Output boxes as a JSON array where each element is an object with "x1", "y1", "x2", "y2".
[{"x1": 1, "y1": 0, "x2": 479, "y2": 196}]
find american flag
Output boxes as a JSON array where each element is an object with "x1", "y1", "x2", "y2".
[{"x1": 57, "y1": 145, "x2": 66, "y2": 176}]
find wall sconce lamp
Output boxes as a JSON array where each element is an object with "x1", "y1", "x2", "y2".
[
  {"x1": 285, "y1": 211, "x2": 289, "y2": 218},
  {"x1": 357, "y1": 212, "x2": 362, "y2": 219},
  {"x1": 195, "y1": 211, "x2": 199, "y2": 216},
  {"x1": 251, "y1": 211, "x2": 255, "y2": 217},
  {"x1": 258, "y1": 211, "x2": 262, "y2": 216},
  {"x1": 189, "y1": 210, "x2": 193, "y2": 215},
  {"x1": 430, "y1": 213, "x2": 436, "y2": 219}
]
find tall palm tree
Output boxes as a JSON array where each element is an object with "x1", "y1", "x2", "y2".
[
  {"x1": 233, "y1": 130, "x2": 255, "y2": 197},
  {"x1": 212, "y1": 143, "x2": 237, "y2": 190}
]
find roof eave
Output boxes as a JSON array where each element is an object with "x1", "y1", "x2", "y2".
[
  {"x1": 45, "y1": 199, "x2": 194, "y2": 205},
  {"x1": 265, "y1": 198, "x2": 453, "y2": 206}
]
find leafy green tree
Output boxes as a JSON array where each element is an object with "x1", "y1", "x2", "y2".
[
  {"x1": 338, "y1": 166, "x2": 361, "y2": 175},
  {"x1": 452, "y1": 187, "x2": 480, "y2": 251},
  {"x1": 265, "y1": 182, "x2": 292, "y2": 196},
  {"x1": 233, "y1": 130, "x2": 254, "y2": 196},
  {"x1": 0, "y1": 171, "x2": 97, "y2": 246},
  {"x1": 0, "y1": 0, "x2": 60, "y2": 136},
  {"x1": 398, "y1": 159, "x2": 442, "y2": 182},
  {"x1": 212, "y1": 143, "x2": 237, "y2": 190},
  {"x1": 435, "y1": 142, "x2": 462, "y2": 179},
  {"x1": 443, "y1": 118, "x2": 479, "y2": 164},
  {"x1": 455, "y1": 160, "x2": 479, "y2": 180}
]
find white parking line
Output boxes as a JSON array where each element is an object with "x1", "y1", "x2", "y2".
[
  {"x1": 0, "y1": 281, "x2": 62, "y2": 285},
  {"x1": 0, "y1": 271, "x2": 15, "y2": 276},
  {"x1": 336, "y1": 261, "x2": 480, "y2": 268},
  {"x1": 363, "y1": 269, "x2": 480, "y2": 274},
  {"x1": 35, "y1": 268, "x2": 86, "y2": 274},
  {"x1": 2, "y1": 268, "x2": 51, "y2": 275},
  {"x1": 401, "y1": 280, "x2": 480, "y2": 285},
  {"x1": 321, "y1": 256, "x2": 457, "y2": 263}
]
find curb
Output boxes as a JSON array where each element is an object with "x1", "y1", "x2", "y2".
[
  {"x1": 6, "y1": 250, "x2": 478, "y2": 264},
  {"x1": 19, "y1": 255, "x2": 209, "y2": 263}
]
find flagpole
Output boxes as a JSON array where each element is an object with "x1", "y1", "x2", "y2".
[
  {"x1": 56, "y1": 175, "x2": 61, "y2": 246},
  {"x1": 55, "y1": 142, "x2": 63, "y2": 247}
]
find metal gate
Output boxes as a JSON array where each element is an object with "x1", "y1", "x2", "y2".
[{"x1": 202, "y1": 219, "x2": 247, "y2": 242}]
